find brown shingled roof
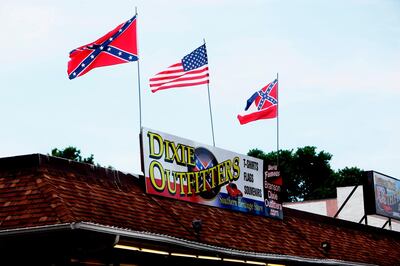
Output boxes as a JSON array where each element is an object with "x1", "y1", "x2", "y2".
[{"x1": 1, "y1": 154, "x2": 399, "y2": 265}]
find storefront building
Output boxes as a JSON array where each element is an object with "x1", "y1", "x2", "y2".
[{"x1": 1, "y1": 154, "x2": 399, "y2": 265}]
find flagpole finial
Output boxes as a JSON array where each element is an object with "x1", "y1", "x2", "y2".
[{"x1": 135, "y1": 6, "x2": 138, "y2": 15}]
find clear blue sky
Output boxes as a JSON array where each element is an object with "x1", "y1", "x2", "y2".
[{"x1": 0, "y1": 0, "x2": 399, "y2": 178}]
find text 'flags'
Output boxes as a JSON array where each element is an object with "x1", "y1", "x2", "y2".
[
  {"x1": 149, "y1": 44, "x2": 209, "y2": 93},
  {"x1": 67, "y1": 16, "x2": 138, "y2": 80},
  {"x1": 237, "y1": 79, "x2": 278, "y2": 125}
]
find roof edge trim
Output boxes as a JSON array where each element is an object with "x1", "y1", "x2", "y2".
[
  {"x1": 76, "y1": 222, "x2": 373, "y2": 266},
  {"x1": 0, "y1": 222, "x2": 374, "y2": 266}
]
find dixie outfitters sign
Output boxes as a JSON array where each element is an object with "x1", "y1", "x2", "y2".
[{"x1": 141, "y1": 128, "x2": 283, "y2": 219}]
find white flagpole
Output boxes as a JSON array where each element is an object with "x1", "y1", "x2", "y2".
[
  {"x1": 276, "y1": 72, "x2": 280, "y2": 166},
  {"x1": 135, "y1": 7, "x2": 143, "y2": 130},
  {"x1": 204, "y1": 38, "x2": 216, "y2": 147},
  {"x1": 207, "y1": 82, "x2": 216, "y2": 147}
]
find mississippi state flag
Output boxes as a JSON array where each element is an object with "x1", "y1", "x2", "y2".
[
  {"x1": 67, "y1": 16, "x2": 138, "y2": 80},
  {"x1": 237, "y1": 79, "x2": 278, "y2": 125}
]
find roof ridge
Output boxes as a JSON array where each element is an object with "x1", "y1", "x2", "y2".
[{"x1": 0, "y1": 154, "x2": 140, "y2": 179}]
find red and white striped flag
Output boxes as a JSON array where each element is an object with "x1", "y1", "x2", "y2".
[
  {"x1": 237, "y1": 79, "x2": 278, "y2": 125},
  {"x1": 149, "y1": 44, "x2": 209, "y2": 93}
]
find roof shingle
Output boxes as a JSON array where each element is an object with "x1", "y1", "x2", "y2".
[{"x1": 1, "y1": 154, "x2": 399, "y2": 265}]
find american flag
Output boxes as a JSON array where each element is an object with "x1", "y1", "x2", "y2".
[{"x1": 149, "y1": 44, "x2": 209, "y2": 93}]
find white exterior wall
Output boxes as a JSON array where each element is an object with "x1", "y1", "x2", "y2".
[
  {"x1": 284, "y1": 186, "x2": 400, "y2": 232},
  {"x1": 336, "y1": 186, "x2": 364, "y2": 223},
  {"x1": 285, "y1": 200, "x2": 328, "y2": 216}
]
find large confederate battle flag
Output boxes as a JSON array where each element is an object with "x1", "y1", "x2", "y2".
[
  {"x1": 237, "y1": 79, "x2": 278, "y2": 125},
  {"x1": 67, "y1": 16, "x2": 138, "y2": 80}
]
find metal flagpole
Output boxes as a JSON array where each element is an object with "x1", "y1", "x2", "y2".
[
  {"x1": 276, "y1": 72, "x2": 279, "y2": 166},
  {"x1": 135, "y1": 7, "x2": 143, "y2": 130},
  {"x1": 207, "y1": 82, "x2": 216, "y2": 147},
  {"x1": 204, "y1": 38, "x2": 216, "y2": 147},
  {"x1": 135, "y1": 7, "x2": 145, "y2": 175}
]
